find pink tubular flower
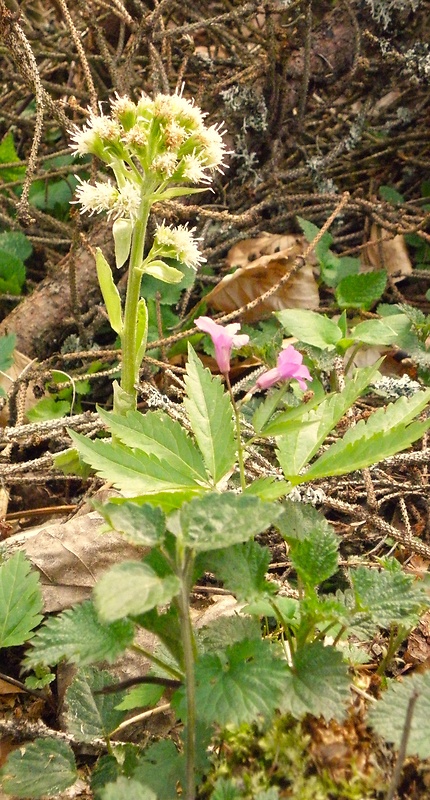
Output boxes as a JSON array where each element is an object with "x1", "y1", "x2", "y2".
[
  {"x1": 256, "y1": 345, "x2": 311, "y2": 392},
  {"x1": 195, "y1": 316, "x2": 249, "y2": 375}
]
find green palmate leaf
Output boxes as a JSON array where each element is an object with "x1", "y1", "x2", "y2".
[
  {"x1": 335, "y1": 270, "x2": 387, "y2": 310},
  {"x1": 100, "y1": 777, "x2": 157, "y2": 800},
  {"x1": 132, "y1": 740, "x2": 183, "y2": 800},
  {"x1": 351, "y1": 563, "x2": 428, "y2": 628},
  {"x1": 27, "y1": 397, "x2": 71, "y2": 422},
  {"x1": 369, "y1": 672, "x2": 430, "y2": 758},
  {"x1": 0, "y1": 332, "x2": 16, "y2": 372},
  {"x1": 288, "y1": 523, "x2": 339, "y2": 589},
  {"x1": 183, "y1": 344, "x2": 236, "y2": 484},
  {"x1": 295, "y1": 390, "x2": 430, "y2": 484},
  {"x1": 68, "y1": 429, "x2": 207, "y2": 498},
  {"x1": 243, "y1": 476, "x2": 291, "y2": 500},
  {"x1": 0, "y1": 552, "x2": 43, "y2": 648},
  {"x1": 178, "y1": 493, "x2": 283, "y2": 552},
  {"x1": 64, "y1": 667, "x2": 125, "y2": 743},
  {"x1": 94, "y1": 561, "x2": 180, "y2": 623},
  {"x1": 97, "y1": 407, "x2": 209, "y2": 486},
  {"x1": 204, "y1": 541, "x2": 274, "y2": 602},
  {"x1": 23, "y1": 600, "x2": 134, "y2": 669},
  {"x1": 95, "y1": 248, "x2": 123, "y2": 334},
  {"x1": 0, "y1": 738, "x2": 77, "y2": 798},
  {"x1": 279, "y1": 641, "x2": 351, "y2": 722},
  {"x1": 95, "y1": 499, "x2": 166, "y2": 547},
  {"x1": 274, "y1": 363, "x2": 380, "y2": 476},
  {"x1": 276, "y1": 309, "x2": 342, "y2": 350},
  {"x1": 177, "y1": 638, "x2": 288, "y2": 726}
]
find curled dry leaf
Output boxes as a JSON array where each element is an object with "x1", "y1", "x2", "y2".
[
  {"x1": 205, "y1": 232, "x2": 319, "y2": 323},
  {"x1": 365, "y1": 224, "x2": 412, "y2": 281}
]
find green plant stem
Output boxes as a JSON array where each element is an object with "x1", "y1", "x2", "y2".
[
  {"x1": 226, "y1": 375, "x2": 246, "y2": 491},
  {"x1": 177, "y1": 554, "x2": 197, "y2": 800},
  {"x1": 115, "y1": 195, "x2": 151, "y2": 416}
]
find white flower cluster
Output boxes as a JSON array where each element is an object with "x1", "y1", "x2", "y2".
[
  {"x1": 69, "y1": 91, "x2": 228, "y2": 222},
  {"x1": 151, "y1": 222, "x2": 205, "y2": 270}
]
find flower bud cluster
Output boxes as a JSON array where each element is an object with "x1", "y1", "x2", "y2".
[{"x1": 70, "y1": 92, "x2": 227, "y2": 221}]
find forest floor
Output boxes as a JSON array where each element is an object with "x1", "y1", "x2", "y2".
[{"x1": 0, "y1": 1, "x2": 430, "y2": 798}]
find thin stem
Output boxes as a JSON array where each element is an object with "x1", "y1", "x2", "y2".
[
  {"x1": 176, "y1": 554, "x2": 197, "y2": 800},
  {"x1": 226, "y1": 374, "x2": 246, "y2": 491},
  {"x1": 115, "y1": 195, "x2": 151, "y2": 415}
]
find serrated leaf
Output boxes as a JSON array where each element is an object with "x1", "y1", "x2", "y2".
[
  {"x1": 335, "y1": 270, "x2": 387, "y2": 310},
  {"x1": 64, "y1": 667, "x2": 125, "y2": 743},
  {"x1": 180, "y1": 638, "x2": 288, "y2": 726},
  {"x1": 289, "y1": 524, "x2": 339, "y2": 588},
  {"x1": 91, "y1": 754, "x2": 121, "y2": 800},
  {"x1": 23, "y1": 600, "x2": 134, "y2": 669},
  {"x1": 297, "y1": 391, "x2": 430, "y2": 483},
  {"x1": 132, "y1": 740, "x2": 183, "y2": 800},
  {"x1": 274, "y1": 363, "x2": 380, "y2": 476},
  {"x1": 204, "y1": 541, "x2": 274, "y2": 602},
  {"x1": 26, "y1": 397, "x2": 70, "y2": 422},
  {"x1": 136, "y1": 605, "x2": 183, "y2": 666},
  {"x1": 95, "y1": 499, "x2": 166, "y2": 547},
  {"x1": 276, "y1": 499, "x2": 335, "y2": 542},
  {"x1": 279, "y1": 641, "x2": 350, "y2": 721},
  {"x1": 369, "y1": 672, "x2": 430, "y2": 758},
  {"x1": 242, "y1": 476, "x2": 291, "y2": 500},
  {"x1": 101, "y1": 776, "x2": 157, "y2": 800},
  {"x1": 179, "y1": 493, "x2": 283, "y2": 552},
  {"x1": 94, "y1": 561, "x2": 180, "y2": 622},
  {"x1": 183, "y1": 344, "x2": 236, "y2": 483},
  {"x1": 276, "y1": 309, "x2": 342, "y2": 350},
  {"x1": 198, "y1": 615, "x2": 261, "y2": 654},
  {"x1": 0, "y1": 738, "x2": 77, "y2": 798},
  {"x1": 68, "y1": 429, "x2": 207, "y2": 497},
  {"x1": 351, "y1": 564, "x2": 428, "y2": 628},
  {"x1": 0, "y1": 552, "x2": 43, "y2": 648},
  {"x1": 97, "y1": 407, "x2": 209, "y2": 485}
]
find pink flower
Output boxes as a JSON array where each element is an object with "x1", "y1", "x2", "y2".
[
  {"x1": 195, "y1": 316, "x2": 249, "y2": 375},
  {"x1": 256, "y1": 345, "x2": 311, "y2": 391}
]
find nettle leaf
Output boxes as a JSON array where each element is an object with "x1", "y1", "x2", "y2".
[
  {"x1": 95, "y1": 499, "x2": 166, "y2": 547},
  {"x1": 0, "y1": 552, "x2": 43, "y2": 648},
  {"x1": 132, "y1": 739, "x2": 184, "y2": 800},
  {"x1": 279, "y1": 641, "x2": 351, "y2": 722},
  {"x1": 297, "y1": 390, "x2": 430, "y2": 484},
  {"x1": 369, "y1": 672, "x2": 430, "y2": 758},
  {"x1": 0, "y1": 738, "x2": 77, "y2": 799},
  {"x1": 288, "y1": 524, "x2": 339, "y2": 589},
  {"x1": 184, "y1": 344, "x2": 236, "y2": 484},
  {"x1": 198, "y1": 616, "x2": 262, "y2": 654},
  {"x1": 335, "y1": 270, "x2": 387, "y2": 310},
  {"x1": 23, "y1": 600, "x2": 134, "y2": 669},
  {"x1": 276, "y1": 308, "x2": 342, "y2": 351},
  {"x1": 276, "y1": 499, "x2": 334, "y2": 541},
  {"x1": 0, "y1": 231, "x2": 32, "y2": 262},
  {"x1": 175, "y1": 638, "x2": 288, "y2": 726},
  {"x1": 351, "y1": 564, "x2": 428, "y2": 628},
  {"x1": 68, "y1": 429, "x2": 206, "y2": 498},
  {"x1": 136, "y1": 606, "x2": 183, "y2": 666},
  {"x1": 97, "y1": 407, "x2": 209, "y2": 486},
  {"x1": 100, "y1": 777, "x2": 157, "y2": 800},
  {"x1": 274, "y1": 363, "x2": 380, "y2": 475},
  {"x1": 94, "y1": 561, "x2": 180, "y2": 623},
  {"x1": 64, "y1": 667, "x2": 125, "y2": 743},
  {"x1": 204, "y1": 540, "x2": 274, "y2": 602},
  {"x1": 178, "y1": 493, "x2": 283, "y2": 552}
]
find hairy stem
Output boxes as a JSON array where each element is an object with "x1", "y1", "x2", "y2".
[{"x1": 177, "y1": 555, "x2": 197, "y2": 800}]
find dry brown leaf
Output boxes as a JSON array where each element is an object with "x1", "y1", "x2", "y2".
[
  {"x1": 205, "y1": 232, "x2": 319, "y2": 323},
  {"x1": 365, "y1": 223, "x2": 412, "y2": 280}
]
